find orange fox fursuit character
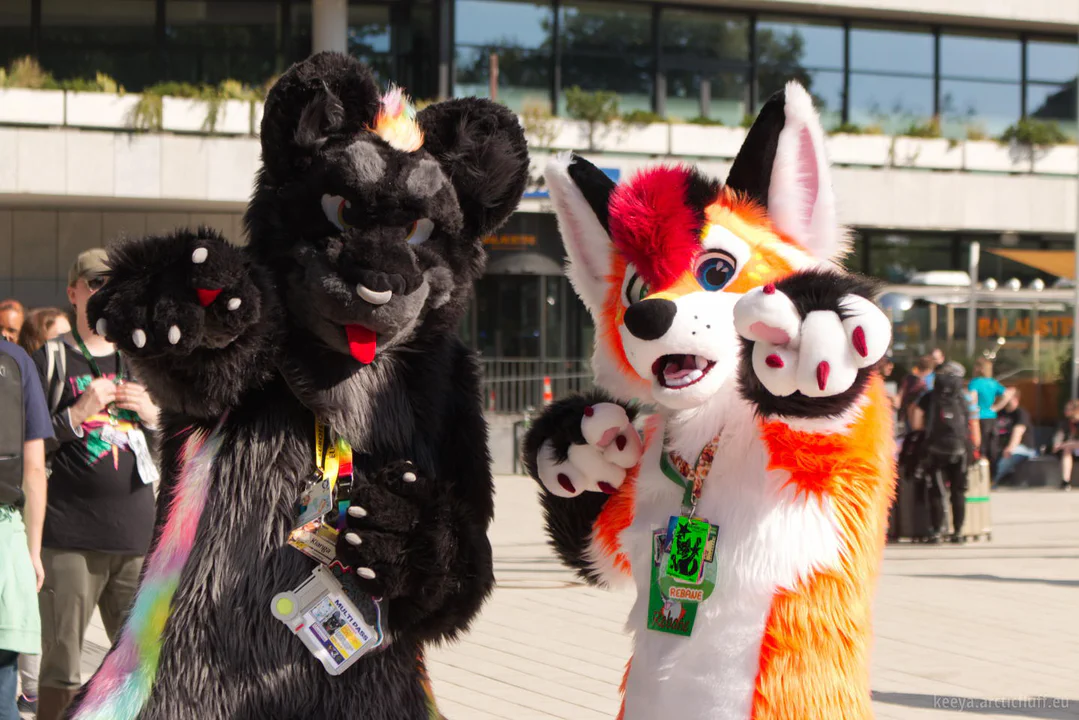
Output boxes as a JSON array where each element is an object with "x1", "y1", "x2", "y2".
[{"x1": 523, "y1": 83, "x2": 896, "y2": 719}]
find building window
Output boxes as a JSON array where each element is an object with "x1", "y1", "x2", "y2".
[
  {"x1": 454, "y1": 0, "x2": 554, "y2": 112},
  {"x1": 0, "y1": 0, "x2": 31, "y2": 69},
  {"x1": 848, "y1": 25, "x2": 934, "y2": 133},
  {"x1": 344, "y1": 4, "x2": 392, "y2": 81},
  {"x1": 39, "y1": 0, "x2": 158, "y2": 91},
  {"x1": 1027, "y1": 39, "x2": 1078, "y2": 140},
  {"x1": 558, "y1": 1, "x2": 652, "y2": 115},
  {"x1": 940, "y1": 32, "x2": 1021, "y2": 139},
  {"x1": 756, "y1": 18, "x2": 844, "y2": 129},
  {"x1": 661, "y1": 9, "x2": 749, "y2": 123},
  {"x1": 865, "y1": 233, "x2": 954, "y2": 283},
  {"x1": 164, "y1": 1, "x2": 283, "y2": 87}
]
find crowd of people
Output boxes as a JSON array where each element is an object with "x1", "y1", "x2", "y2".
[
  {"x1": 0, "y1": 250, "x2": 159, "y2": 720},
  {"x1": 892, "y1": 348, "x2": 1074, "y2": 543}
]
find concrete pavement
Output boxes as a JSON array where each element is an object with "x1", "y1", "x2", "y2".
[{"x1": 37, "y1": 479, "x2": 1078, "y2": 720}]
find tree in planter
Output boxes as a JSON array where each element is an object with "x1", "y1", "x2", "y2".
[
  {"x1": 0, "y1": 56, "x2": 58, "y2": 89},
  {"x1": 521, "y1": 99, "x2": 559, "y2": 149},
  {"x1": 128, "y1": 79, "x2": 259, "y2": 133},
  {"x1": 564, "y1": 86, "x2": 619, "y2": 151}
]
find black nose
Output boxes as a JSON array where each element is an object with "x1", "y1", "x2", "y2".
[{"x1": 623, "y1": 299, "x2": 676, "y2": 341}]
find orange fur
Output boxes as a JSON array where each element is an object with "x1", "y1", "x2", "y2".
[{"x1": 752, "y1": 380, "x2": 896, "y2": 719}]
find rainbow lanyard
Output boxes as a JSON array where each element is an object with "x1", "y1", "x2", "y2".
[{"x1": 314, "y1": 420, "x2": 354, "y2": 530}]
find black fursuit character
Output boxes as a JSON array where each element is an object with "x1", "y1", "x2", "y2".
[{"x1": 70, "y1": 52, "x2": 529, "y2": 719}]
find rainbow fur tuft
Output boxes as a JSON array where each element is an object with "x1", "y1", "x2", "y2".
[
  {"x1": 72, "y1": 418, "x2": 228, "y2": 720},
  {"x1": 372, "y1": 86, "x2": 424, "y2": 152}
]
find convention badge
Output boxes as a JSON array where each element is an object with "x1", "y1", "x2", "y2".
[
  {"x1": 287, "y1": 520, "x2": 339, "y2": 566},
  {"x1": 127, "y1": 428, "x2": 161, "y2": 486},
  {"x1": 271, "y1": 565, "x2": 384, "y2": 676},
  {"x1": 647, "y1": 522, "x2": 720, "y2": 637},
  {"x1": 293, "y1": 474, "x2": 336, "y2": 530},
  {"x1": 665, "y1": 516, "x2": 710, "y2": 583}
]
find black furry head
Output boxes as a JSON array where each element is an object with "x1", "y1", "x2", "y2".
[{"x1": 244, "y1": 53, "x2": 529, "y2": 365}]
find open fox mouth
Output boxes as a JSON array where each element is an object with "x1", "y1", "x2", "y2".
[{"x1": 652, "y1": 354, "x2": 716, "y2": 389}]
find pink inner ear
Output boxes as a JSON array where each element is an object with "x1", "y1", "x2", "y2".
[{"x1": 798, "y1": 125, "x2": 819, "y2": 230}]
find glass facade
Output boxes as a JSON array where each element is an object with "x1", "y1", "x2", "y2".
[
  {"x1": 848, "y1": 25, "x2": 935, "y2": 133},
  {"x1": 757, "y1": 18, "x2": 843, "y2": 129},
  {"x1": 661, "y1": 10, "x2": 748, "y2": 122},
  {"x1": 1027, "y1": 39, "x2": 1079, "y2": 139},
  {"x1": 559, "y1": 1, "x2": 653, "y2": 114}
]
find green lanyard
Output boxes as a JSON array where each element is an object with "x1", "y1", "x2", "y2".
[{"x1": 71, "y1": 325, "x2": 124, "y2": 381}]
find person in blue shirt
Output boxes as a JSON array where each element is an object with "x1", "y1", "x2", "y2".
[
  {"x1": 0, "y1": 338, "x2": 52, "y2": 720},
  {"x1": 968, "y1": 358, "x2": 1015, "y2": 477},
  {"x1": 921, "y1": 347, "x2": 946, "y2": 392}
]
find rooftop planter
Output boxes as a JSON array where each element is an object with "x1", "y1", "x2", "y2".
[
  {"x1": 0, "y1": 87, "x2": 65, "y2": 126},
  {"x1": 65, "y1": 92, "x2": 141, "y2": 130}
]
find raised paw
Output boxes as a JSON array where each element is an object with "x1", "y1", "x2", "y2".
[
  {"x1": 335, "y1": 461, "x2": 438, "y2": 598},
  {"x1": 87, "y1": 229, "x2": 261, "y2": 357},
  {"x1": 523, "y1": 395, "x2": 642, "y2": 499},
  {"x1": 734, "y1": 271, "x2": 890, "y2": 403}
]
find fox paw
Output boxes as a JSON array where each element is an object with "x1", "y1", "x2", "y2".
[
  {"x1": 523, "y1": 396, "x2": 642, "y2": 498},
  {"x1": 734, "y1": 270, "x2": 890, "y2": 415}
]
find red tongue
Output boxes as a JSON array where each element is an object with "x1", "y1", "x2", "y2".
[{"x1": 345, "y1": 324, "x2": 377, "y2": 364}]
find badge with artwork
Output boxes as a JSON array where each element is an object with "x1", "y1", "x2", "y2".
[{"x1": 647, "y1": 518, "x2": 719, "y2": 637}]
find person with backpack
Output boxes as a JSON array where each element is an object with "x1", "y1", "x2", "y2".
[
  {"x1": 0, "y1": 337, "x2": 52, "y2": 720},
  {"x1": 910, "y1": 362, "x2": 974, "y2": 544},
  {"x1": 30, "y1": 250, "x2": 161, "y2": 720}
]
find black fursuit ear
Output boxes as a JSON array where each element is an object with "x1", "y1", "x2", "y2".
[
  {"x1": 564, "y1": 153, "x2": 616, "y2": 233},
  {"x1": 259, "y1": 51, "x2": 382, "y2": 182},
  {"x1": 416, "y1": 98, "x2": 530, "y2": 239},
  {"x1": 725, "y1": 88, "x2": 786, "y2": 210}
]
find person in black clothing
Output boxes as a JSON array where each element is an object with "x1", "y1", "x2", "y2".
[
  {"x1": 1051, "y1": 399, "x2": 1079, "y2": 491},
  {"x1": 29, "y1": 250, "x2": 161, "y2": 720},
  {"x1": 910, "y1": 363, "x2": 973, "y2": 544},
  {"x1": 993, "y1": 391, "x2": 1037, "y2": 486}
]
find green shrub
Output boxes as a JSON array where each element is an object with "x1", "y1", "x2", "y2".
[
  {"x1": 685, "y1": 116, "x2": 724, "y2": 126},
  {"x1": 128, "y1": 80, "x2": 258, "y2": 132},
  {"x1": 831, "y1": 122, "x2": 863, "y2": 135},
  {"x1": 564, "y1": 86, "x2": 619, "y2": 151},
  {"x1": 740, "y1": 113, "x2": 755, "y2": 129},
  {"x1": 59, "y1": 73, "x2": 124, "y2": 94},
  {"x1": 998, "y1": 118, "x2": 1070, "y2": 147},
  {"x1": 1, "y1": 56, "x2": 58, "y2": 89},
  {"x1": 621, "y1": 109, "x2": 665, "y2": 125},
  {"x1": 901, "y1": 116, "x2": 942, "y2": 139}
]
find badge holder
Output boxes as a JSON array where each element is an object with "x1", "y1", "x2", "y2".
[{"x1": 271, "y1": 565, "x2": 385, "y2": 676}]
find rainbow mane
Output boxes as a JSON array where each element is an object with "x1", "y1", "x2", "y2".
[
  {"x1": 372, "y1": 86, "x2": 424, "y2": 152},
  {"x1": 72, "y1": 418, "x2": 228, "y2": 720}
]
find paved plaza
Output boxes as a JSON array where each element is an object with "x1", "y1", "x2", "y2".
[{"x1": 55, "y1": 478, "x2": 1077, "y2": 720}]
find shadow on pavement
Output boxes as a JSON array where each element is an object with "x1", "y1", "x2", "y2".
[{"x1": 902, "y1": 573, "x2": 1079, "y2": 588}]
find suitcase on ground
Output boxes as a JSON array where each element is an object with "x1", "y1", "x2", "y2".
[
  {"x1": 955, "y1": 458, "x2": 992, "y2": 541},
  {"x1": 888, "y1": 467, "x2": 937, "y2": 542}
]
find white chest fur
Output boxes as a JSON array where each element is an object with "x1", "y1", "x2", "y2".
[{"x1": 619, "y1": 412, "x2": 844, "y2": 720}]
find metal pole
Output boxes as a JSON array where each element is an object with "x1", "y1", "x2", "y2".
[
  {"x1": 1072, "y1": 22, "x2": 1079, "y2": 399},
  {"x1": 967, "y1": 241, "x2": 980, "y2": 358}
]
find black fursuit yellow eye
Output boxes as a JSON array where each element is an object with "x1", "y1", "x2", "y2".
[{"x1": 321, "y1": 194, "x2": 353, "y2": 231}]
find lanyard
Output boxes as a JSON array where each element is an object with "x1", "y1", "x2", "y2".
[
  {"x1": 314, "y1": 419, "x2": 354, "y2": 530},
  {"x1": 660, "y1": 434, "x2": 720, "y2": 515},
  {"x1": 71, "y1": 326, "x2": 124, "y2": 381}
]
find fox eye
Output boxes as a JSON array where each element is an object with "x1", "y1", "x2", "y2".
[
  {"x1": 694, "y1": 251, "x2": 737, "y2": 292},
  {"x1": 621, "y1": 266, "x2": 650, "y2": 307},
  {"x1": 321, "y1": 194, "x2": 353, "y2": 231}
]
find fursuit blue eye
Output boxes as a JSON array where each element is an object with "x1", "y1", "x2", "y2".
[{"x1": 694, "y1": 252, "x2": 737, "y2": 291}]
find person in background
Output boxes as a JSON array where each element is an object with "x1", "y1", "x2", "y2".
[
  {"x1": 880, "y1": 356, "x2": 899, "y2": 415},
  {"x1": 898, "y1": 355, "x2": 934, "y2": 433},
  {"x1": 0, "y1": 300, "x2": 25, "y2": 344},
  {"x1": 910, "y1": 362, "x2": 973, "y2": 543},
  {"x1": 30, "y1": 250, "x2": 161, "y2": 720},
  {"x1": 1051, "y1": 399, "x2": 1079, "y2": 492},
  {"x1": 994, "y1": 390, "x2": 1037, "y2": 487},
  {"x1": 922, "y1": 347, "x2": 947, "y2": 392},
  {"x1": 17, "y1": 308, "x2": 72, "y2": 357},
  {"x1": 0, "y1": 338, "x2": 51, "y2": 720},
  {"x1": 968, "y1": 358, "x2": 1014, "y2": 476}
]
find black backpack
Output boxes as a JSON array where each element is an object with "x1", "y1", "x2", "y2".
[
  {"x1": 0, "y1": 346, "x2": 25, "y2": 507},
  {"x1": 923, "y1": 373, "x2": 970, "y2": 462}
]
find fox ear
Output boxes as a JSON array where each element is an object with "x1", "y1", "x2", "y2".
[
  {"x1": 544, "y1": 153, "x2": 616, "y2": 314},
  {"x1": 726, "y1": 82, "x2": 846, "y2": 262}
]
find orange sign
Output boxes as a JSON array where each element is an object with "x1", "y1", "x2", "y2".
[
  {"x1": 483, "y1": 233, "x2": 536, "y2": 248},
  {"x1": 977, "y1": 316, "x2": 1073, "y2": 338}
]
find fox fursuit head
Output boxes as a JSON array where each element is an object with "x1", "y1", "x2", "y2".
[{"x1": 522, "y1": 82, "x2": 896, "y2": 720}]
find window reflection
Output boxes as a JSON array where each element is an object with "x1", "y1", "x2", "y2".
[
  {"x1": 849, "y1": 25, "x2": 934, "y2": 132},
  {"x1": 940, "y1": 79, "x2": 1020, "y2": 137},
  {"x1": 164, "y1": 1, "x2": 282, "y2": 86},
  {"x1": 661, "y1": 10, "x2": 748, "y2": 121},
  {"x1": 941, "y1": 33, "x2": 1020, "y2": 81},
  {"x1": 866, "y1": 233, "x2": 954, "y2": 283},
  {"x1": 0, "y1": 0, "x2": 31, "y2": 68},
  {"x1": 757, "y1": 19, "x2": 843, "y2": 128},
  {"x1": 454, "y1": 0, "x2": 553, "y2": 111},
  {"x1": 559, "y1": 2, "x2": 652, "y2": 113},
  {"x1": 1027, "y1": 40, "x2": 1078, "y2": 140},
  {"x1": 40, "y1": 0, "x2": 158, "y2": 90}
]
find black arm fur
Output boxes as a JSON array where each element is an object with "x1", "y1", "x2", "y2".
[{"x1": 522, "y1": 389, "x2": 638, "y2": 586}]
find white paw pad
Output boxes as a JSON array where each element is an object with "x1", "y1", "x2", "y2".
[
  {"x1": 535, "y1": 403, "x2": 643, "y2": 498},
  {"x1": 737, "y1": 289, "x2": 891, "y2": 398}
]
